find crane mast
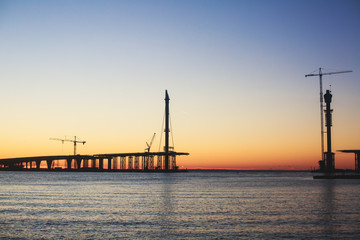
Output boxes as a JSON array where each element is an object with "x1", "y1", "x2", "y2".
[
  {"x1": 50, "y1": 136, "x2": 86, "y2": 155},
  {"x1": 145, "y1": 133, "x2": 156, "y2": 152},
  {"x1": 305, "y1": 68, "x2": 352, "y2": 163}
]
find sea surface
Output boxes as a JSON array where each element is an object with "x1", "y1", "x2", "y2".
[{"x1": 0, "y1": 170, "x2": 360, "y2": 239}]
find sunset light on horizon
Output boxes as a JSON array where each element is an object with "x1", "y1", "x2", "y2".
[{"x1": 1, "y1": 0, "x2": 359, "y2": 170}]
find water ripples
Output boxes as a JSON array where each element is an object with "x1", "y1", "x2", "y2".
[{"x1": 1, "y1": 171, "x2": 360, "y2": 239}]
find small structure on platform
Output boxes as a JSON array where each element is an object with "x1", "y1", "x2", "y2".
[{"x1": 337, "y1": 150, "x2": 360, "y2": 172}]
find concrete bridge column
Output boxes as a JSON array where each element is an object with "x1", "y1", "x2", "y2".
[
  {"x1": 113, "y1": 157, "x2": 118, "y2": 170},
  {"x1": 92, "y1": 158, "x2": 96, "y2": 169},
  {"x1": 356, "y1": 153, "x2": 360, "y2": 172},
  {"x1": 128, "y1": 156, "x2": 133, "y2": 170},
  {"x1": 142, "y1": 156, "x2": 147, "y2": 170},
  {"x1": 46, "y1": 160, "x2": 53, "y2": 170},
  {"x1": 108, "y1": 158, "x2": 112, "y2": 170},
  {"x1": 99, "y1": 158, "x2": 103, "y2": 170},
  {"x1": 120, "y1": 157, "x2": 126, "y2": 170},
  {"x1": 171, "y1": 155, "x2": 176, "y2": 170},
  {"x1": 134, "y1": 156, "x2": 139, "y2": 170},
  {"x1": 36, "y1": 160, "x2": 41, "y2": 169},
  {"x1": 149, "y1": 156, "x2": 154, "y2": 170},
  {"x1": 157, "y1": 156, "x2": 162, "y2": 170},
  {"x1": 66, "y1": 159, "x2": 72, "y2": 169},
  {"x1": 83, "y1": 159, "x2": 88, "y2": 168},
  {"x1": 76, "y1": 158, "x2": 82, "y2": 169}
]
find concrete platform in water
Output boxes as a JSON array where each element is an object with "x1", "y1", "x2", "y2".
[{"x1": 313, "y1": 174, "x2": 360, "y2": 179}]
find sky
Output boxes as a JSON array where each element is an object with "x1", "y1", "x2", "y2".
[{"x1": 0, "y1": 0, "x2": 359, "y2": 170}]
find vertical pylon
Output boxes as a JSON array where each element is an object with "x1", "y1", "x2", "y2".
[
  {"x1": 164, "y1": 90, "x2": 170, "y2": 170},
  {"x1": 324, "y1": 90, "x2": 335, "y2": 172}
]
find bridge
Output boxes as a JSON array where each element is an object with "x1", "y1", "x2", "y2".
[
  {"x1": 0, "y1": 90, "x2": 189, "y2": 171},
  {"x1": 0, "y1": 151, "x2": 189, "y2": 171}
]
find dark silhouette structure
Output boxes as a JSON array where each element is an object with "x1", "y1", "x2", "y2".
[
  {"x1": 0, "y1": 90, "x2": 189, "y2": 171},
  {"x1": 164, "y1": 90, "x2": 170, "y2": 170},
  {"x1": 337, "y1": 150, "x2": 360, "y2": 172},
  {"x1": 318, "y1": 90, "x2": 335, "y2": 172},
  {"x1": 305, "y1": 68, "x2": 352, "y2": 164},
  {"x1": 50, "y1": 136, "x2": 86, "y2": 155},
  {"x1": 0, "y1": 152, "x2": 189, "y2": 171}
]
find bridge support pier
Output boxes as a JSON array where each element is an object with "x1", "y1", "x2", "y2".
[
  {"x1": 99, "y1": 158, "x2": 103, "y2": 170},
  {"x1": 76, "y1": 158, "x2": 82, "y2": 169},
  {"x1": 46, "y1": 160, "x2": 53, "y2": 170},
  {"x1": 149, "y1": 156, "x2": 154, "y2": 170},
  {"x1": 66, "y1": 159, "x2": 72, "y2": 169},
  {"x1": 128, "y1": 156, "x2": 133, "y2": 170},
  {"x1": 157, "y1": 156, "x2": 162, "y2": 170},
  {"x1": 134, "y1": 156, "x2": 139, "y2": 170},
  {"x1": 142, "y1": 156, "x2": 148, "y2": 170},
  {"x1": 120, "y1": 156, "x2": 126, "y2": 170},
  {"x1": 36, "y1": 160, "x2": 41, "y2": 169},
  {"x1": 113, "y1": 157, "x2": 118, "y2": 170},
  {"x1": 108, "y1": 158, "x2": 112, "y2": 170},
  {"x1": 171, "y1": 155, "x2": 176, "y2": 170}
]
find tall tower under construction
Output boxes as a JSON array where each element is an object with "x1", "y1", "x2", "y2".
[
  {"x1": 321, "y1": 90, "x2": 335, "y2": 172},
  {"x1": 164, "y1": 90, "x2": 170, "y2": 170}
]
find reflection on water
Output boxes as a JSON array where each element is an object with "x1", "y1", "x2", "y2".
[
  {"x1": 322, "y1": 180, "x2": 335, "y2": 237},
  {"x1": 0, "y1": 171, "x2": 360, "y2": 239},
  {"x1": 159, "y1": 174, "x2": 174, "y2": 236}
]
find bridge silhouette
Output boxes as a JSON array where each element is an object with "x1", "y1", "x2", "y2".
[
  {"x1": 0, "y1": 151, "x2": 189, "y2": 171},
  {"x1": 0, "y1": 90, "x2": 189, "y2": 171}
]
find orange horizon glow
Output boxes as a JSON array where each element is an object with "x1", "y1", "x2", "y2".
[
  {"x1": 1, "y1": 127, "x2": 358, "y2": 171},
  {"x1": 1, "y1": 0, "x2": 359, "y2": 173},
  {"x1": 4, "y1": 151, "x2": 358, "y2": 171}
]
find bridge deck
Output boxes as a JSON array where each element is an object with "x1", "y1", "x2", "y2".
[{"x1": 0, "y1": 151, "x2": 189, "y2": 171}]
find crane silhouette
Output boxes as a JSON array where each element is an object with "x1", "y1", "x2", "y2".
[
  {"x1": 305, "y1": 68, "x2": 352, "y2": 162},
  {"x1": 145, "y1": 133, "x2": 156, "y2": 153},
  {"x1": 50, "y1": 136, "x2": 86, "y2": 155}
]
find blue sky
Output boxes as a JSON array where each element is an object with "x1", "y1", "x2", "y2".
[{"x1": 0, "y1": 0, "x2": 359, "y2": 169}]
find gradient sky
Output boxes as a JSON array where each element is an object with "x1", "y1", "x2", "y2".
[{"x1": 1, "y1": 0, "x2": 359, "y2": 170}]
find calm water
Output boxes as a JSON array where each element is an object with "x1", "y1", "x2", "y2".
[{"x1": 0, "y1": 171, "x2": 360, "y2": 239}]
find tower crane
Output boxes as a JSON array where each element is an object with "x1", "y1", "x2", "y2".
[
  {"x1": 50, "y1": 136, "x2": 86, "y2": 155},
  {"x1": 305, "y1": 68, "x2": 352, "y2": 162},
  {"x1": 145, "y1": 133, "x2": 156, "y2": 152}
]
